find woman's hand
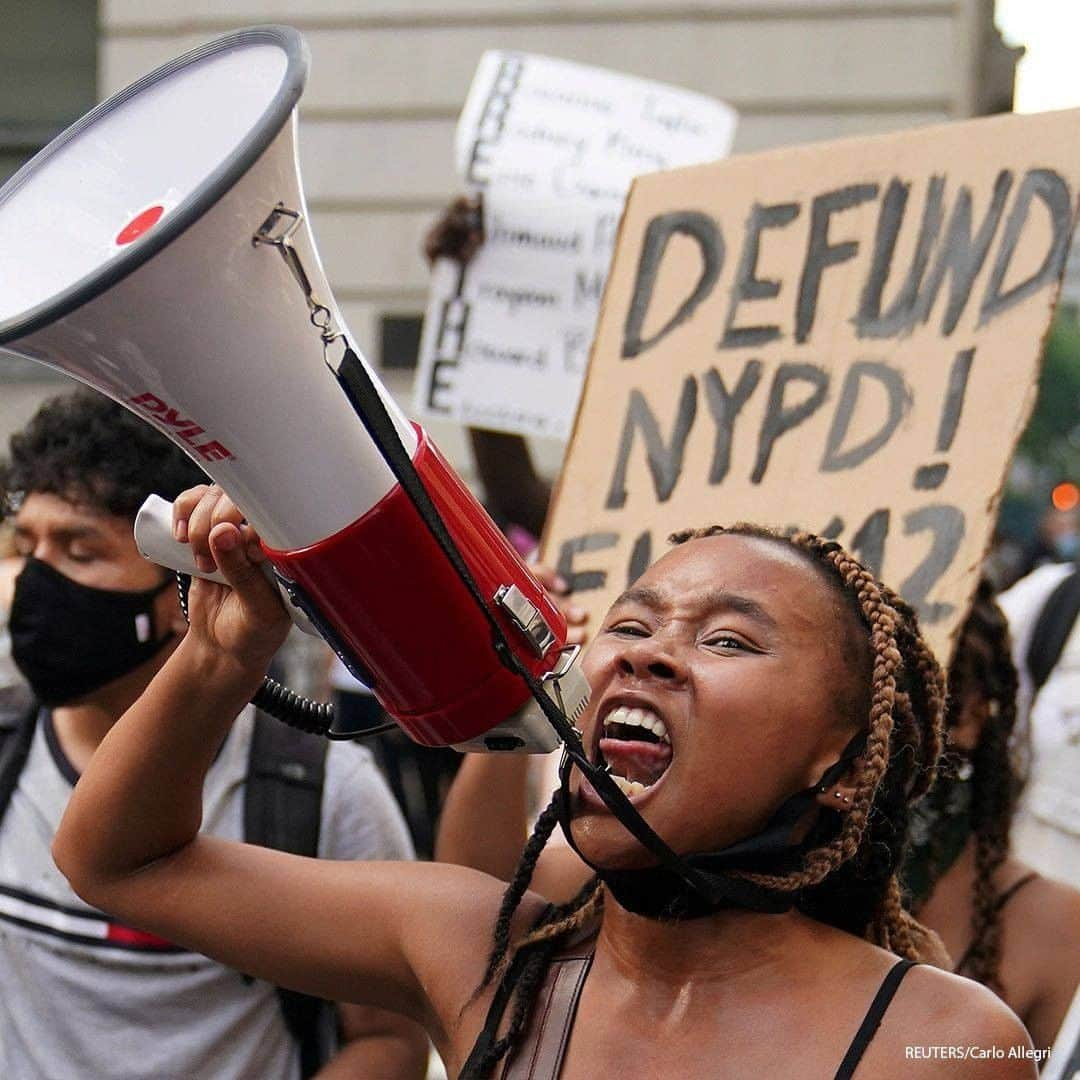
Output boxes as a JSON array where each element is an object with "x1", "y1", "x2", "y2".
[
  {"x1": 172, "y1": 485, "x2": 290, "y2": 672},
  {"x1": 423, "y1": 194, "x2": 484, "y2": 266}
]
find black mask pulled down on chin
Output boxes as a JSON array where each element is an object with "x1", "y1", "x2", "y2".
[
  {"x1": 555, "y1": 733, "x2": 865, "y2": 920},
  {"x1": 9, "y1": 557, "x2": 176, "y2": 707}
]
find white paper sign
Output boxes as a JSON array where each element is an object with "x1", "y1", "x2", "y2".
[{"x1": 414, "y1": 51, "x2": 737, "y2": 439}]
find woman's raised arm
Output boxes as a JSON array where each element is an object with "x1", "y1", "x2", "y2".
[{"x1": 52, "y1": 487, "x2": 530, "y2": 1055}]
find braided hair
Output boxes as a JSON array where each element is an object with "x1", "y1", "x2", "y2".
[
  {"x1": 920, "y1": 579, "x2": 1022, "y2": 992},
  {"x1": 466, "y1": 524, "x2": 947, "y2": 1076}
]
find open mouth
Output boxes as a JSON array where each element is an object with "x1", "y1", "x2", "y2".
[{"x1": 598, "y1": 704, "x2": 674, "y2": 798}]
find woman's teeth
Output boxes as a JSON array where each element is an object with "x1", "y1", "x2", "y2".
[
  {"x1": 602, "y1": 705, "x2": 670, "y2": 743},
  {"x1": 598, "y1": 704, "x2": 674, "y2": 790}
]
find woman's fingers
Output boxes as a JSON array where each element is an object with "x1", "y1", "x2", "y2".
[
  {"x1": 423, "y1": 194, "x2": 484, "y2": 265},
  {"x1": 207, "y1": 524, "x2": 283, "y2": 621},
  {"x1": 172, "y1": 484, "x2": 212, "y2": 543},
  {"x1": 176, "y1": 486, "x2": 249, "y2": 575},
  {"x1": 186, "y1": 487, "x2": 228, "y2": 573},
  {"x1": 532, "y1": 563, "x2": 569, "y2": 595},
  {"x1": 197, "y1": 525, "x2": 290, "y2": 666}
]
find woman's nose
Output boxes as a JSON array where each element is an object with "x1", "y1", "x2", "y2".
[{"x1": 616, "y1": 637, "x2": 686, "y2": 682}]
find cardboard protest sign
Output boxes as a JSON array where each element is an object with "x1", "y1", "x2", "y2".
[
  {"x1": 413, "y1": 51, "x2": 736, "y2": 439},
  {"x1": 541, "y1": 109, "x2": 1080, "y2": 662}
]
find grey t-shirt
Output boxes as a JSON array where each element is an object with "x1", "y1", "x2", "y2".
[{"x1": 0, "y1": 706, "x2": 414, "y2": 1080}]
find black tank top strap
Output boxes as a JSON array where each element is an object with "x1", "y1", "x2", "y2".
[
  {"x1": 834, "y1": 959, "x2": 918, "y2": 1080},
  {"x1": 954, "y1": 871, "x2": 1040, "y2": 975},
  {"x1": 995, "y1": 871, "x2": 1039, "y2": 910}
]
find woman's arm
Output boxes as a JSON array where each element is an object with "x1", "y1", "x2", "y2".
[
  {"x1": 319, "y1": 1004, "x2": 430, "y2": 1079},
  {"x1": 52, "y1": 487, "x2": 526, "y2": 1045}
]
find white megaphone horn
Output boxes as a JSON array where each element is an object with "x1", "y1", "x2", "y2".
[{"x1": 0, "y1": 26, "x2": 588, "y2": 752}]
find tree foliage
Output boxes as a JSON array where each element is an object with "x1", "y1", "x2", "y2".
[{"x1": 1018, "y1": 308, "x2": 1080, "y2": 479}]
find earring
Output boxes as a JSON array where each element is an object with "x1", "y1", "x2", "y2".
[{"x1": 833, "y1": 791, "x2": 850, "y2": 805}]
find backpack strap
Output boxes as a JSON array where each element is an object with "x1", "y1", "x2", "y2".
[
  {"x1": 244, "y1": 711, "x2": 335, "y2": 1079},
  {"x1": 1026, "y1": 568, "x2": 1080, "y2": 696},
  {"x1": 0, "y1": 702, "x2": 38, "y2": 831}
]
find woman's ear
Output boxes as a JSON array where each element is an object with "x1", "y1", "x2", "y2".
[
  {"x1": 807, "y1": 743, "x2": 864, "y2": 812},
  {"x1": 805, "y1": 728, "x2": 862, "y2": 809},
  {"x1": 814, "y1": 780, "x2": 857, "y2": 811}
]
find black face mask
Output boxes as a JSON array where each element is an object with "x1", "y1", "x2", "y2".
[
  {"x1": 556, "y1": 732, "x2": 865, "y2": 920},
  {"x1": 9, "y1": 557, "x2": 176, "y2": 707}
]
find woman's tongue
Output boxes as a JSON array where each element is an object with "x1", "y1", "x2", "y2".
[{"x1": 598, "y1": 737, "x2": 673, "y2": 786}]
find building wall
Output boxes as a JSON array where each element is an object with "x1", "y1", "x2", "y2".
[
  {"x1": 0, "y1": 0, "x2": 97, "y2": 179},
  {"x1": 5, "y1": 1, "x2": 1018, "y2": 474}
]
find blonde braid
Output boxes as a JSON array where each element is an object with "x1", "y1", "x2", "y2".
[{"x1": 515, "y1": 883, "x2": 604, "y2": 954}]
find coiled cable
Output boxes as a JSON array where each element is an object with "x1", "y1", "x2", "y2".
[{"x1": 175, "y1": 571, "x2": 394, "y2": 739}]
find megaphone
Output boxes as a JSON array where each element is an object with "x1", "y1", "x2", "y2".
[{"x1": 0, "y1": 26, "x2": 588, "y2": 753}]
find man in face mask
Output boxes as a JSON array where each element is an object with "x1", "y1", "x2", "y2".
[{"x1": 0, "y1": 390, "x2": 428, "y2": 1080}]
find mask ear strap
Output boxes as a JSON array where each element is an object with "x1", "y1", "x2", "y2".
[
  {"x1": 814, "y1": 732, "x2": 865, "y2": 792},
  {"x1": 735, "y1": 730, "x2": 867, "y2": 846}
]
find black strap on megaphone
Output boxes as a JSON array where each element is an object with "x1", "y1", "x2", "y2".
[{"x1": 329, "y1": 344, "x2": 728, "y2": 906}]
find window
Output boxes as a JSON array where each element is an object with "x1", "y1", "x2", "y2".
[{"x1": 380, "y1": 314, "x2": 423, "y2": 370}]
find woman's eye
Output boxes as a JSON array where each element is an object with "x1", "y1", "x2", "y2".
[
  {"x1": 608, "y1": 623, "x2": 648, "y2": 637},
  {"x1": 704, "y1": 634, "x2": 746, "y2": 651}
]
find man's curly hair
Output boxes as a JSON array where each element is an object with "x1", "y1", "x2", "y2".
[{"x1": 1, "y1": 390, "x2": 207, "y2": 520}]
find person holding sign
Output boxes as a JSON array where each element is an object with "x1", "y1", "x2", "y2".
[{"x1": 53, "y1": 489, "x2": 1037, "y2": 1078}]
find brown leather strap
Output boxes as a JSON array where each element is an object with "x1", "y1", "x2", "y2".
[{"x1": 500, "y1": 944, "x2": 594, "y2": 1079}]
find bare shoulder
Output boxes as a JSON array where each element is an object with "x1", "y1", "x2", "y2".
[
  {"x1": 406, "y1": 865, "x2": 548, "y2": 980},
  {"x1": 402, "y1": 862, "x2": 551, "y2": 986},
  {"x1": 1002, "y1": 869, "x2": 1080, "y2": 1046},
  {"x1": 876, "y1": 965, "x2": 1037, "y2": 1078},
  {"x1": 422, "y1": 871, "x2": 554, "y2": 1070}
]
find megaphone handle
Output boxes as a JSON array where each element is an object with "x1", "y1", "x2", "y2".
[{"x1": 134, "y1": 495, "x2": 318, "y2": 635}]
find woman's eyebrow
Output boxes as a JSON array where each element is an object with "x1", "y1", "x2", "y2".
[
  {"x1": 700, "y1": 589, "x2": 778, "y2": 631},
  {"x1": 611, "y1": 585, "x2": 665, "y2": 611},
  {"x1": 611, "y1": 585, "x2": 777, "y2": 631}
]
